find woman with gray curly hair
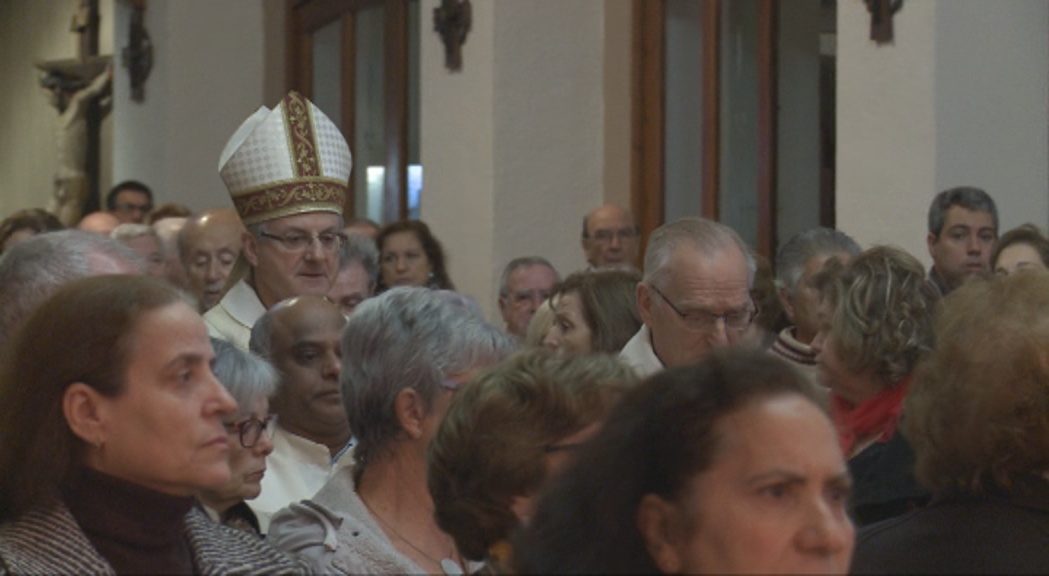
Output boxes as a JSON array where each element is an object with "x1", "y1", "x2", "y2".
[
  {"x1": 810, "y1": 245, "x2": 938, "y2": 526},
  {"x1": 268, "y1": 287, "x2": 517, "y2": 575}
]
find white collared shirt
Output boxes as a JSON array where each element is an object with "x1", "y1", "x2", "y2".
[
  {"x1": 619, "y1": 324, "x2": 665, "y2": 378},
  {"x1": 249, "y1": 422, "x2": 355, "y2": 534},
  {"x1": 204, "y1": 278, "x2": 266, "y2": 350}
]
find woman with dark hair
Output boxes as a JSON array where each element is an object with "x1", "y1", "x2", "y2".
[
  {"x1": 542, "y1": 269, "x2": 641, "y2": 355},
  {"x1": 429, "y1": 350, "x2": 636, "y2": 573},
  {"x1": 990, "y1": 223, "x2": 1049, "y2": 276},
  {"x1": 376, "y1": 220, "x2": 454, "y2": 291},
  {"x1": 0, "y1": 207, "x2": 63, "y2": 254},
  {"x1": 853, "y1": 270, "x2": 1049, "y2": 572},
  {"x1": 811, "y1": 246, "x2": 937, "y2": 526},
  {"x1": 514, "y1": 349, "x2": 854, "y2": 574},
  {"x1": 0, "y1": 275, "x2": 305, "y2": 573}
]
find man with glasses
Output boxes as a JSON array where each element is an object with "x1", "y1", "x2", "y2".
[
  {"x1": 620, "y1": 217, "x2": 756, "y2": 377},
  {"x1": 247, "y1": 295, "x2": 352, "y2": 533},
  {"x1": 581, "y1": 205, "x2": 640, "y2": 270},
  {"x1": 105, "y1": 180, "x2": 154, "y2": 224},
  {"x1": 497, "y1": 256, "x2": 560, "y2": 339},
  {"x1": 205, "y1": 91, "x2": 352, "y2": 349}
]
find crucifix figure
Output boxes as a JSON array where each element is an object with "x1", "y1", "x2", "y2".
[
  {"x1": 37, "y1": 0, "x2": 111, "y2": 225},
  {"x1": 41, "y1": 66, "x2": 111, "y2": 226}
]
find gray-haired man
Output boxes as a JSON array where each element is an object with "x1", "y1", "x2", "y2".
[
  {"x1": 771, "y1": 227, "x2": 861, "y2": 383},
  {"x1": 620, "y1": 217, "x2": 755, "y2": 377}
]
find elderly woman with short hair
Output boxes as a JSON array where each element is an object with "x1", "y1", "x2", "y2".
[
  {"x1": 811, "y1": 245, "x2": 938, "y2": 526},
  {"x1": 269, "y1": 287, "x2": 516, "y2": 575},
  {"x1": 0, "y1": 275, "x2": 304, "y2": 573},
  {"x1": 853, "y1": 270, "x2": 1049, "y2": 572},
  {"x1": 198, "y1": 338, "x2": 279, "y2": 536},
  {"x1": 428, "y1": 350, "x2": 636, "y2": 573}
]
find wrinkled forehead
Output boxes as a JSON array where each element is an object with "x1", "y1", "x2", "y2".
[
  {"x1": 185, "y1": 220, "x2": 243, "y2": 249},
  {"x1": 664, "y1": 242, "x2": 748, "y2": 282},
  {"x1": 588, "y1": 209, "x2": 634, "y2": 232},
  {"x1": 509, "y1": 264, "x2": 557, "y2": 286}
]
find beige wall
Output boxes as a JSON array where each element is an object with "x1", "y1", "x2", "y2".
[
  {"x1": 112, "y1": 0, "x2": 266, "y2": 212},
  {"x1": 0, "y1": 0, "x2": 268, "y2": 218},
  {"x1": 0, "y1": 0, "x2": 114, "y2": 217},
  {"x1": 421, "y1": 0, "x2": 631, "y2": 322},
  {"x1": 837, "y1": 0, "x2": 1048, "y2": 264}
]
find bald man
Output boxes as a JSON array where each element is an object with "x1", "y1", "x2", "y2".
[
  {"x1": 179, "y1": 208, "x2": 245, "y2": 312},
  {"x1": 248, "y1": 295, "x2": 352, "y2": 532},
  {"x1": 153, "y1": 217, "x2": 190, "y2": 289},
  {"x1": 77, "y1": 211, "x2": 119, "y2": 236},
  {"x1": 581, "y1": 205, "x2": 640, "y2": 270}
]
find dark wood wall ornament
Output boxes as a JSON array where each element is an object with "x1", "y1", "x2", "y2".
[
  {"x1": 434, "y1": 0, "x2": 470, "y2": 71},
  {"x1": 865, "y1": 0, "x2": 903, "y2": 44},
  {"x1": 121, "y1": 0, "x2": 152, "y2": 102}
]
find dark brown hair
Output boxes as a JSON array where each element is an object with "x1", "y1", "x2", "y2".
[
  {"x1": 990, "y1": 223, "x2": 1049, "y2": 272},
  {"x1": 429, "y1": 350, "x2": 635, "y2": 561},
  {"x1": 0, "y1": 275, "x2": 185, "y2": 521},
  {"x1": 549, "y1": 270, "x2": 642, "y2": 354},
  {"x1": 0, "y1": 208, "x2": 63, "y2": 254},
  {"x1": 513, "y1": 349, "x2": 820, "y2": 574},
  {"x1": 376, "y1": 220, "x2": 454, "y2": 291},
  {"x1": 906, "y1": 270, "x2": 1049, "y2": 494}
]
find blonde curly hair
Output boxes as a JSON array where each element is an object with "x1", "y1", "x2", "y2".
[{"x1": 821, "y1": 246, "x2": 938, "y2": 384}]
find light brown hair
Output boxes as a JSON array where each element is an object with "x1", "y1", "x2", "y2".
[
  {"x1": 428, "y1": 350, "x2": 635, "y2": 561},
  {"x1": 905, "y1": 270, "x2": 1049, "y2": 494}
]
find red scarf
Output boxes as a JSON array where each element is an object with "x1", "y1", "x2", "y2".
[{"x1": 831, "y1": 376, "x2": 911, "y2": 456}]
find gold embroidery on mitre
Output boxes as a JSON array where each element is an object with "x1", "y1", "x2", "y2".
[
  {"x1": 281, "y1": 92, "x2": 320, "y2": 179},
  {"x1": 233, "y1": 178, "x2": 346, "y2": 225}
]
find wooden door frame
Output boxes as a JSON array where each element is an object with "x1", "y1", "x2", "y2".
[
  {"x1": 286, "y1": 0, "x2": 409, "y2": 221},
  {"x1": 630, "y1": 0, "x2": 779, "y2": 258}
]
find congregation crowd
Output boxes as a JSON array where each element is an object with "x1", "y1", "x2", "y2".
[{"x1": 1, "y1": 91, "x2": 1049, "y2": 574}]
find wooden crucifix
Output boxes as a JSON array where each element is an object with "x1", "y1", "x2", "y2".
[
  {"x1": 865, "y1": 0, "x2": 904, "y2": 45},
  {"x1": 434, "y1": 0, "x2": 471, "y2": 71},
  {"x1": 36, "y1": 0, "x2": 111, "y2": 224}
]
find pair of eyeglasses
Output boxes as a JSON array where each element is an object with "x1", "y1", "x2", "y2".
[
  {"x1": 507, "y1": 289, "x2": 551, "y2": 307},
  {"x1": 224, "y1": 414, "x2": 276, "y2": 449},
  {"x1": 649, "y1": 284, "x2": 757, "y2": 333},
  {"x1": 259, "y1": 230, "x2": 345, "y2": 253}
]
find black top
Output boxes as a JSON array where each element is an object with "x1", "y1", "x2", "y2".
[
  {"x1": 848, "y1": 426, "x2": 929, "y2": 526},
  {"x1": 64, "y1": 466, "x2": 194, "y2": 574},
  {"x1": 852, "y1": 475, "x2": 1049, "y2": 574}
]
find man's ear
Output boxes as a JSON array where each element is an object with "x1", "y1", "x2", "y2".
[
  {"x1": 777, "y1": 285, "x2": 796, "y2": 324},
  {"x1": 242, "y1": 230, "x2": 260, "y2": 267},
  {"x1": 497, "y1": 296, "x2": 510, "y2": 322},
  {"x1": 636, "y1": 493, "x2": 683, "y2": 574},
  {"x1": 63, "y1": 382, "x2": 108, "y2": 449},
  {"x1": 637, "y1": 282, "x2": 653, "y2": 326},
  {"x1": 926, "y1": 232, "x2": 938, "y2": 257},
  {"x1": 393, "y1": 387, "x2": 427, "y2": 440}
]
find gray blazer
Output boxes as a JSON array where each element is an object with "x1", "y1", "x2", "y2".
[{"x1": 0, "y1": 503, "x2": 309, "y2": 575}]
